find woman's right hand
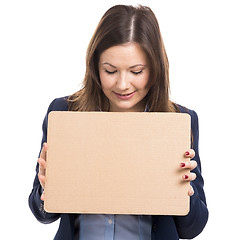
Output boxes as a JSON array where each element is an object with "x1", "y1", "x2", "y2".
[{"x1": 37, "y1": 142, "x2": 48, "y2": 201}]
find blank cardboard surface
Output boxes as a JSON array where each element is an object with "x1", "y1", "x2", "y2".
[{"x1": 44, "y1": 111, "x2": 191, "y2": 215}]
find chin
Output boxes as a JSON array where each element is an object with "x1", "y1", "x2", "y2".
[{"x1": 110, "y1": 101, "x2": 144, "y2": 112}]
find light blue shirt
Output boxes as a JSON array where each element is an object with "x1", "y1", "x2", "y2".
[{"x1": 78, "y1": 214, "x2": 152, "y2": 240}]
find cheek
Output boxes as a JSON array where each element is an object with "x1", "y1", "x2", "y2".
[
  {"x1": 136, "y1": 73, "x2": 151, "y2": 90},
  {"x1": 99, "y1": 72, "x2": 115, "y2": 90}
]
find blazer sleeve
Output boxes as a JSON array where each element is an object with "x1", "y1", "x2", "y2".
[
  {"x1": 174, "y1": 110, "x2": 209, "y2": 239},
  {"x1": 28, "y1": 99, "x2": 61, "y2": 224}
]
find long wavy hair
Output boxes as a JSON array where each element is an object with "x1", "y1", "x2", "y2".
[{"x1": 68, "y1": 4, "x2": 179, "y2": 112}]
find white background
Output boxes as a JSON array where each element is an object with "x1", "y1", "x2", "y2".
[{"x1": 1, "y1": 0, "x2": 239, "y2": 239}]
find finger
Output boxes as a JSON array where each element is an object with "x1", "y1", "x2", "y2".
[
  {"x1": 38, "y1": 174, "x2": 46, "y2": 189},
  {"x1": 38, "y1": 158, "x2": 47, "y2": 175},
  {"x1": 41, "y1": 191, "x2": 45, "y2": 201},
  {"x1": 38, "y1": 174, "x2": 46, "y2": 183},
  {"x1": 183, "y1": 172, "x2": 197, "y2": 181},
  {"x1": 185, "y1": 149, "x2": 195, "y2": 159},
  {"x1": 188, "y1": 186, "x2": 194, "y2": 196},
  {"x1": 180, "y1": 160, "x2": 197, "y2": 170},
  {"x1": 39, "y1": 142, "x2": 48, "y2": 160},
  {"x1": 38, "y1": 157, "x2": 47, "y2": 169}
]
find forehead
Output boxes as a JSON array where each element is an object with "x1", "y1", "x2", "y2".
[{"x1": 99, "y1": 43, "x2": 148, "y2": 67}]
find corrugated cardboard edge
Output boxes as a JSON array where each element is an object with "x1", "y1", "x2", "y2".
[{"x1": 44, "y1": 111, "x2": 191, "y2": 216}]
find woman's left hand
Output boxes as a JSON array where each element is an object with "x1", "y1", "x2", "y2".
[{"x1": 180, "y1": 149, "x2": 197, "y2": 196}]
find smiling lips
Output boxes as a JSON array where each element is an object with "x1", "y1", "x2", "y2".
[{"x1": 114, "y1": 91, "x2": 136, "y2": 100}]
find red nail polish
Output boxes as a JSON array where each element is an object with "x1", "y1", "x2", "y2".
[
  {"x1": 180, "y1": 163, "x2": 185, "y2": 168},
  {"x1": 185, "y1": 151, "x2": 190, "y2": 156},
  {"x1": 184, "y1": 175, "x2": 189, "y2": 179}
]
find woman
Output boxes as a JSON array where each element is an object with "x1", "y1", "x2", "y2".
[{"x1": 29, "y1": 5, "x2": 208, "y2": 240}]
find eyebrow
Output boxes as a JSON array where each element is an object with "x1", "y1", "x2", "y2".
[
  {"x1": 102, "y1": 62, "x2": 147, "y2": 69},
  {"x1": 102, "y1": 62, "x2": 117, "y2": 68}
]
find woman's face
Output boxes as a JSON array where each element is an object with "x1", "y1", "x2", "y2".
[{"x1": 99, "y1": 42, "x2": 151, "y2": 112}]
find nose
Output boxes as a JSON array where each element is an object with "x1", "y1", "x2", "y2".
[{"x1": 116, "y1": 72, "x2": 130, "y2": 90}]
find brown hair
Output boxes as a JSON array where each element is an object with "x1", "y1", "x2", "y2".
[{"x1": 68, "y1": 4, "x2": 179, "y2": 112}]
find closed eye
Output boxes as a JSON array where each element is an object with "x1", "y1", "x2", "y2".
[
  {"x1": 105, "y1": 70, "x2": 117, "y2": 74},
  {"x1": 131, "y1": 70, "x2": 143, "y2": 75}
]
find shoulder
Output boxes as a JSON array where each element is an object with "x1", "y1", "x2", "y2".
[
  {"x1": 47, "y1": 96, "x2": 69, "y2": 112},
  {"x1": 176, "y1": 104, "x2": 199, "y2": 130}
]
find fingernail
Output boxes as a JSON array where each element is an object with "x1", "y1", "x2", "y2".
[
  {"x1": 184, "y1": 175, "x2": 189, "y2": 179},
  {"x1": 185, "y1": 151, "x2": 190, "y2": 156},
  {"x1": 180, "y1": 163, "x2": 185, "y2": 168}
]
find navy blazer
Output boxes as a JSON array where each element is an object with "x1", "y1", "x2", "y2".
[{"x1": 29, "y1": 97, "x2": 208, "y2": 240}]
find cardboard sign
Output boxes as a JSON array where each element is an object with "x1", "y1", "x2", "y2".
[{"x1": 44, "y1": 111, "x2": 191, "y2": 215}]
